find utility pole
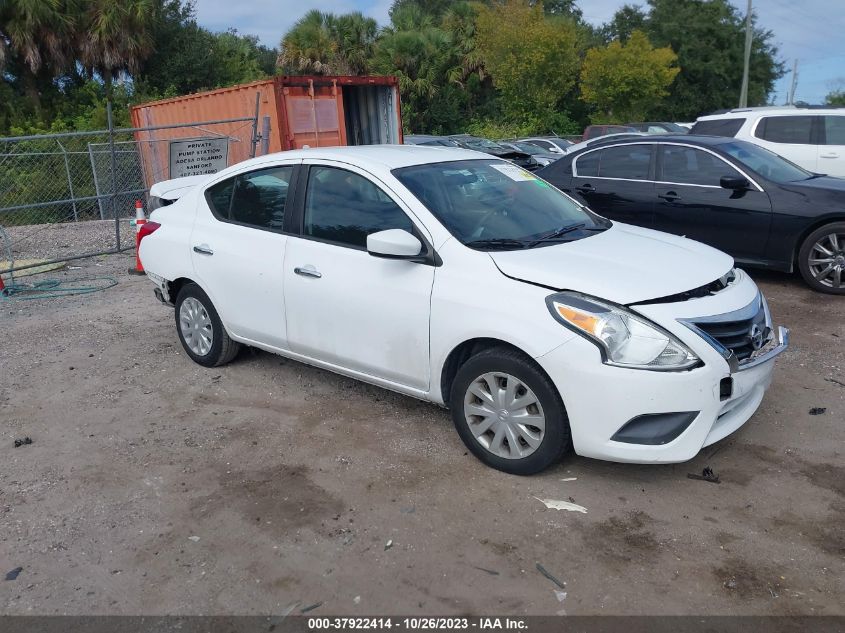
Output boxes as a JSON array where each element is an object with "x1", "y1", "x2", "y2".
[
  {"x1": 787, "y1": 59, "x2": 799, "y2": 105},
  {"x1": 739, "y1": 0, "x2": 753, "y2": 107}
]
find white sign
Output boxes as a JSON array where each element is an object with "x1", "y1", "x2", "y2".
[
  {"x1": 169, "y1": 137, "x2": 229, "y2": 179},
  {"x1": 491, "y1": 163, "x2": 537, "y2": 181}
]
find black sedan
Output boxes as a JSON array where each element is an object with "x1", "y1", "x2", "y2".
[{"x1": 537, "y1": 135, "x2": 845, "y2": 294}]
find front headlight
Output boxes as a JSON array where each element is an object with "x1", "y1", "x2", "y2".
[{"x1": 546, "y1": 292, "x2": 700, "y2": 371}]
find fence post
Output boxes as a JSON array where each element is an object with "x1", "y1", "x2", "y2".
[
  {"x1": 107, "y1": 101, "x2": 120, "y2": 251},
  {"x1": 260, "y1": 116, "x2": 271, "y2": 156},
  {"x1": 249, "y1": 92, "x2": 261, "y2": 159},
  {"x1": 56, "y1": 140, "x2": 79, "y2": 222}
]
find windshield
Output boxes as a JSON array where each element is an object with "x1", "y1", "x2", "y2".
[
  {"x1": 458, "y1": 137, "x2": 506, "y2": 151},
  {"x1": 393, "y1": 159, "x2": 609, "y2": 250},
  {"x1": 507, "y1": 142, "x2": 545, "y2": 155},
  {"x1": 721, "y1": 140, "x2": 813, "y2": 183}
]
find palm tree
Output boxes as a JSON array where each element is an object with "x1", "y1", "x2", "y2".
[
  {"x1": 77, "y1": 0, "x2": 155, "y2": 96},
  {"x1": 278, "y1": 10, "x2": 336, "y2": 74},
  {"x1": 0, "y1": 0, "x2": 78, "y2": 109},
  {"x1": 278, "y1": 9, "x2": 377, "y2": 76}
]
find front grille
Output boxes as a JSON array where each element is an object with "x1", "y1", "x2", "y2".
[{"x1": 692, "y1": 299, "x2": 768, "y2": 361}]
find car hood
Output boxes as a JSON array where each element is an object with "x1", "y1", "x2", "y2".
[
  {"x1": 781, "y1": 175, "x2": 845, "y2": 193},
  {"x1": 488, "y1": 222, "x2": 734, "y2": 304}
]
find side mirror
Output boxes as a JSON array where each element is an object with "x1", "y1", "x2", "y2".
[
  {"x1": 367, "y1": 229, "x2": 423, "y2": 260},
  {"x1": 720, "y1": 175, "x2": 749, "y2": 190}
]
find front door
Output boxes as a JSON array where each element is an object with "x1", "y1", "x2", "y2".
[
  {"x1": 654, "y1": 144, "x2": 772, "y2": 262},
  {"x1": 283, "y1": 163, "x2": 435, "y2": 389}
]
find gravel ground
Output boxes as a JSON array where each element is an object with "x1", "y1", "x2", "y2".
[
  {"x1": 0, "y1": 253, "x2": 843, "y2": 616},
  {"x1": 1, "y1": 220, "x2": 135, "y2": 266}
]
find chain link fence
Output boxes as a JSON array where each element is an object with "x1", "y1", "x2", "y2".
[{"x1": 0, "y1": 105, "x2": 260, "y2": 275}]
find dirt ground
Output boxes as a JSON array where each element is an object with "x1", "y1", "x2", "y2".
[{"x1": 1, "y1": 251, "x2": 843, "y2": 616}]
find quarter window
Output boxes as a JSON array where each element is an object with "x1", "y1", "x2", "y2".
[
  {"x1": 689, "y1": 118, "x2": 745, "y2": 137},
  {"x1": 823, "y1": 116, "x2": 845, "y2": 145},
  {"x1": 661, "y1": 146, "x2": 741, "y2": 186},
  {"x1": 755, "y1": 116, "x2": 813, "y2": 144},
  {"x1": 597, "y1": 145, "x2": 652, "y2": 179},
  {"x1": 574, "y1": 151, "x2": 600, "y2": 177},
  {"x1": 303, "y1": 166, "x2": 414, "y2": 249},
  {"x1": 205, "y1": 165, "x2": 294, "y2": 231}
]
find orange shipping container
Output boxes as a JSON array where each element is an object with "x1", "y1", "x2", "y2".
[{"x1": 130, "y1": 75, "x2": 402, "y2": 187}]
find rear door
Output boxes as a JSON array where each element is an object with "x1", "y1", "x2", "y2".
[
  {"x1": 570, "y1": 143, "x2": 656, "y2": 227},
  {"x1": 190, "y1": 161, "x2": 299, "y2": 349},
  {"x1": 654, "y1": 144, "x2": 772, "y2": 262},
  {"x1": 752, "y1": 115, "x2": 818, "y2": 173},
  {"x1": 817, "y1": 115, "x2": 845, "y2": 177}
]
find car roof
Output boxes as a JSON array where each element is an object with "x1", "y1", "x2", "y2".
[
  {"x1": 566, "y1": 134, "x2": 737, "y2": 153},
  {"x1": 697, "y1": 106, "x2": 845, "y2": 120},
  {"x1": 223, "y1": 144, "x2": 490, "y2": 172}
]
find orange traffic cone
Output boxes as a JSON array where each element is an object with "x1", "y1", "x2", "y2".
[
  {"x1": 129, "y1": 199, "x2": 146, "y2": 275},
  {"x1": 0, "y1": 273, "x2": 6, "y2": 295}
]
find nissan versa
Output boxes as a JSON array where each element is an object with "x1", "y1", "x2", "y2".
[{"x1": 138, "y1": 146, "x2": 789, "y2": 475}]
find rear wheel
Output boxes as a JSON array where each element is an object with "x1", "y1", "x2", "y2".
[
  {"x1": 449, "y1": 346, "x2": 571, "y2": 475},
  {"x1": 798, "y1": 222, "x2": 845, "y2": 294},
  {"x1": 175, "y1": 283, "x2": 240, "y2": 367}
]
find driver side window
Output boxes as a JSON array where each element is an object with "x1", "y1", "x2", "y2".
[
  {"x1": 661, "y1": 146, "x2": 741, "y2": 187},
  {"x1": 303, "y1": 166, "x2": 414, "y2": 249}
]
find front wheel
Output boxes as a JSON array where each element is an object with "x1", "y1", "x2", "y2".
[
  {"x1": 798, "y1": 222, "x2": 845, "y2": 294},
  {"x1": 174, "y1": 283, "x2": 241, "y2": 367},
  {"x1": 449, "y1": 347, "x2": 571, "y2": 475}
]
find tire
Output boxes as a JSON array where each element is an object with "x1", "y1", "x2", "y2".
[
  {"x1": 797, "y1": 222, "x2": 845, "y2": 294},
  {"x1": 449, "y1": 346, "x2": 571, "y2": 475},
  {"x1": 174, "y1": 283, "x2": 241, "y2": 367}
]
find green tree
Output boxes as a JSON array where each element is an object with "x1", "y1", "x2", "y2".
[
  {"x1": 77, "y1": 0, "x2": 156, "y2": 97},
  {"x1": 600, "y1": 4, "x2": 646, "y2": 43},
  {"x1": 136, "y1": 1, "x2": 276, "y2": 97},
  {"x1": 277, "y1": 9, "x2": 377, "y2": 75},
  {"x1": 580, "y1": 30, "x2": 679, "y2": 122},
  {"x1": 0, "y1": 0, "x2": 78, "y2": 110},
  {"x1": 610, "y1": 0, "x2": 783, "y2": 119},
  {"x1": 826, "y1": 90, "x2": 845, "y2": 107},
  {"x1": 475, "y1": 0, "x2": 581, "y2": 128}
]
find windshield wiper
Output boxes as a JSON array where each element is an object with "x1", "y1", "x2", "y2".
[
  {"x1": 527, "y1": 223, "x2": 595, "y2": 247},
  {"x1": 465, "y1": 238, "x2": 530, "y2": 250}
]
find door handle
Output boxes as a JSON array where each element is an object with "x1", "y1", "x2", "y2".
[
  {"x1": 820, "y1": 153, "x2": 839, "y2": 159},
  {"x1": 658, "y1": 191, "x2": 681, "y2": 202},
  {"x1": 193, "y1": 245, "x2": 214, "y2": 255},
  {"x1": 575, "y1": 184, "x2": 596, "y2": 194},
  {"x1": 294, "y1": 266, "x2": 322, "y2": 279}
]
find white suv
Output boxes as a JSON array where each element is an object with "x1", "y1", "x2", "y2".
[{"x1": 692, "y1": 107, "x2": 845, "y2": 177}]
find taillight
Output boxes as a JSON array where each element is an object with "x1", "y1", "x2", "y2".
[{"x1": 138, "y1": 221, "x2": 161, "y2": 245}]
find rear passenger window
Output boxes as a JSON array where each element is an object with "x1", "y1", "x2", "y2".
[
  {"x1": 574, "y1": 151, "x2": 600, "y2": 177},
  {"x1": 230, "y1": 166, "x2": 293, "y2": 230},
  {"x1": 823, "y1": 116, "x2": 845, "y2": 145},
  {"x1": 304, "y1": 166, "x2": 414, "y2": 249},
  {"x1": 597, "y1": 145, "x2": 651, "y2": 179},
  {"x1": 206, "y1": 178, "x2": 235, "y2": 218},
  {"x1": 690, "y1": 118, "x2": 745, "y2": 137},
  {"x1": 205, "y1": 165, "x2": 294, "y2": 231},
  {"x1": 755, "y1": 116, "x2": 813, "y2": 144}
]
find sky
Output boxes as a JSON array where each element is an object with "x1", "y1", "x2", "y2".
[{"x1": 194, "y1": 0, "x2": 845, "y2": 107}]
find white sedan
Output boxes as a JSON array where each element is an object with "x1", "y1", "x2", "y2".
[{"x1": 139, "y1": 145, "x2": 788, "y2": 474}]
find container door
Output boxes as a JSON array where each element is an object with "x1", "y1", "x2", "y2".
[{"x1": 280, "y1": 83, "x2": 345, "y2": 149}]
